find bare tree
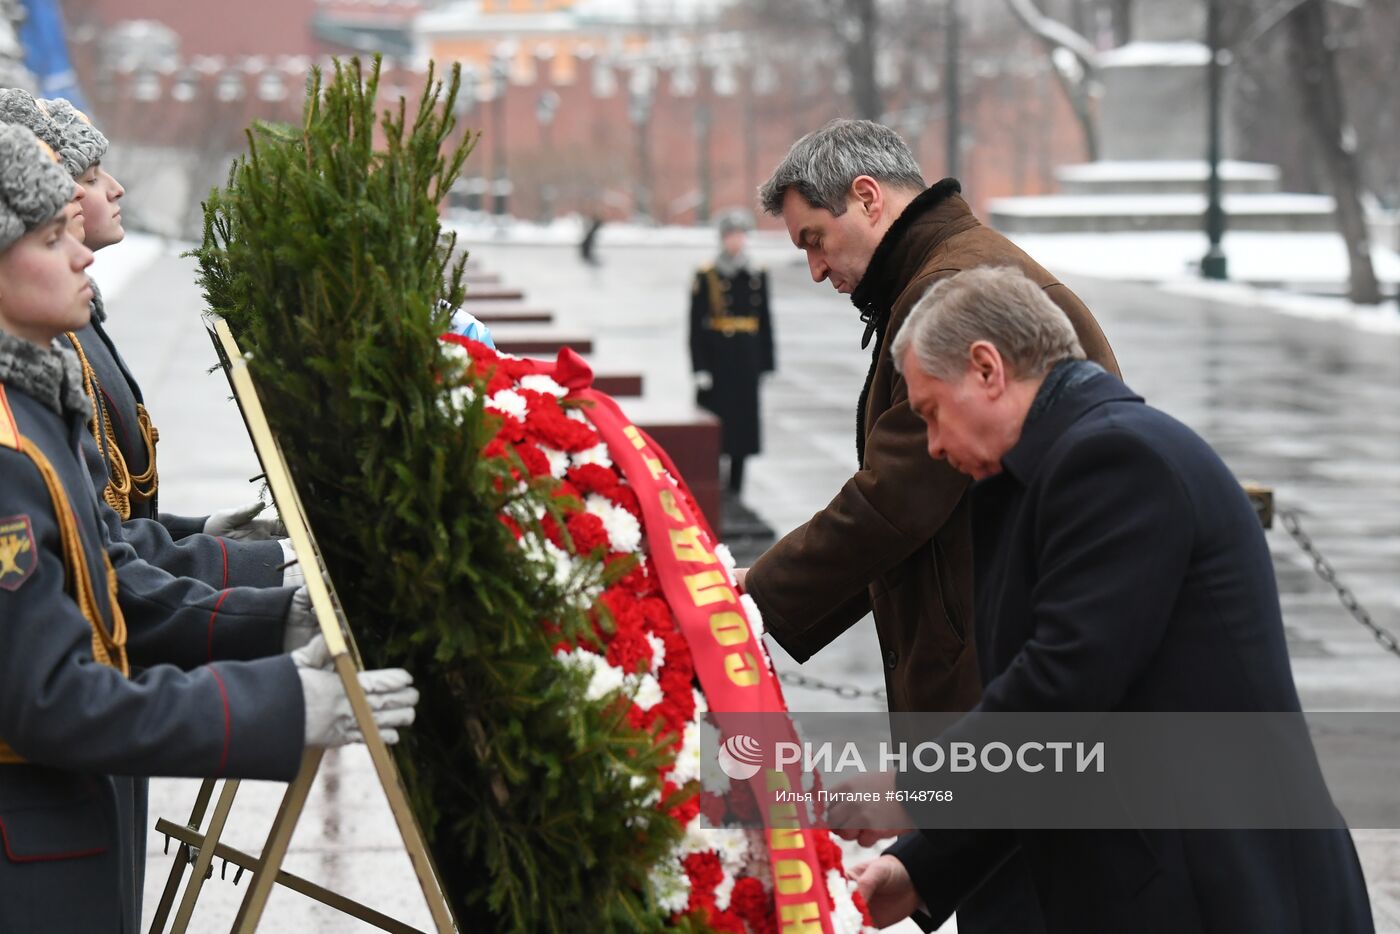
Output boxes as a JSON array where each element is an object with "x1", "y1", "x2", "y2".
[
  {"x1": 1002, "y1": 0, "x2": 1102, "y2": 160},
  {"x1": 1284, "y1": 0, "x2": 1381, "y2": 304},
  {"x1": 740, "y1": 0, "x2": 884, "y2": 120}
]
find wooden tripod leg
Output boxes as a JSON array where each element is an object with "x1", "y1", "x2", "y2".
[
  {"x1": 170, "y1": 779, "x2": 242, "y2": 932},
  {"x1": 230, "y1": 747, "x2": 324, "y2": 932},
  {"x1": 148, "y1": 779, "x2": 219, "y2": 934},
  {"x1": 335, "y1": 654, "x2": 456, "y2": 933}
]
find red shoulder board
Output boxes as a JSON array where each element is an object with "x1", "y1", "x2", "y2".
[{"x1": 0, "y1": 514, "x2": 37, "y2": 591}]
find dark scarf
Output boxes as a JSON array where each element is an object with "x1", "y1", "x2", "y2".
[
  {"x1": 0, "y1": 328, "x2": 92, "y2": 419},
  {"x1": 1024, "y1": 358, "x2": 1106, "y2": 429},
  {"x1": 849, "y1": 178, "x2": 964, "y2": 466}
]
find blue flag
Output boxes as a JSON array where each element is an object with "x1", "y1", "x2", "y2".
[{"x1": 19, "y1": 0, "x2": 86, "y2": 110}]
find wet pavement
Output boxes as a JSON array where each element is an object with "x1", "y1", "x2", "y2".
[{"x1": 98, "y1": 233, "x2": 1400, "y2": 931}]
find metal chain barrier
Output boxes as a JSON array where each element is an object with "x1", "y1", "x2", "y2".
[
  {"x1": 778, "y1": 669, "x2": 887, "y2": 701},
  {"x1": 777, "y1": 508, "x2": 1400, "y2": 701},
  {"x1": 1279, "y1": 509, "x2": 1400, "y2": 661}
]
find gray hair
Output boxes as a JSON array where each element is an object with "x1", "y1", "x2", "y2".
[
  {"x1": 891, "y1": 267, "x2": 1085, "y2": 381},
  {"x1": 758, "y1": 118, "x2": 925, "y2": 217}
]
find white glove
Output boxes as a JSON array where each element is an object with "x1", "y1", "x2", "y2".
[
  {"x1": 282, "y1": 586, "x2": 317, "y2": 653},
  {"x1": 694, "y1": 370, "x2": 714, "y2": 391},
  {"x1": 280, "y1": 539, "x2": 304, "y2": 588},
  {"x1": 204, "y1": 501, "x2": 286, "y2": 541},
  {"x1": 293, "y1": 636, "x2": 418, "y2": 748}
]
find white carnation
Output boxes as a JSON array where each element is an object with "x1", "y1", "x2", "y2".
[
  {"x1": 519, "y1": 373, "x2": 567, "y2": 397},
  {"x1": 646, "y1": 632, "x2": 666, "y2": 673},
  {"x1": 742, "y1": 829, "x2": 773, "y2": 888},
  {"x1": 649, "y1": 856, "x2": 691, "y2": 916},
  {"x1": 571, "y1": 441, "x2": 613, "y2": 469},
  {"x1": 486, "y1": 388, "x2": 528, "y2": 419},
  {"x1": 555, "y1": 647, "x2": 627, "y2": 703},
  {"x1": 440, "y1": 343, "x2": 470, "y2": 376},
  {"x1": 585, "y1": 493, "x2": 642, "y2": 554},
  {"x1": 540, "y1": 444, "x2": 570, "y2": 479},
  {"x1": 631, "y1": 673, "x2": 662, "y2": 711},
  {"x1": 524, "y1": 534, "x2": 601, "y2": 610},
  {"x1": 692, "y1": 687, "x2": 708, "y2": 716},
  {"x1": 739, "y1": 593, "x2": 765, "y2": 640},
  {"x1": 828, "y1": 868, "x2": 868, "y2": 934},
  {"x1": 699, "y1": 719, "x2": 730, "y2": 795},
  {"x1": 714, "y1": 870, "x2": 736, "y2": 912},
  {"x1": 671, "y1": 719, "x2": 702, "y2": 787},
  {"x1": 714, "y1": 543, "x2": 738, "y2": 584},
  {"x1": 566, "y1": 408, "x2": 589, "y2": 423},
  {"x1": 714, "y1": 828, "x2": 750, "y2": 877}
]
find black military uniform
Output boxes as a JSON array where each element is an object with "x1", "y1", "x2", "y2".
[
  {"x1": 69, "y1": 284, "x2": 285, "y2": 589},
  {"x1": 689, "y1": 220, "x2": 775, "y2": 494},
  {"x1": 0, "y1": 335, "x2": 304, "y2": 932}
]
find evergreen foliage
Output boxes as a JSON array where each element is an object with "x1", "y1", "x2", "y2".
[{"x1": 194, "y1": 58, "x2": 689, "y2": 931}]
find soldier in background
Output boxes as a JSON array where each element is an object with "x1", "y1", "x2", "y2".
[{"x1": 689, "y1": 209, "x2": 775, "y2": 496}]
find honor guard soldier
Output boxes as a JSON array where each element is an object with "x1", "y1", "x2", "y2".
[
  {"x1": 688, "y1": 209, "x2": 775, "y2": 495},
  {"x1": 0, "y1": 88, "x2": 296, "y2": 591},
  {"x1": 0, "y1": 124, "x2": 418, "y2": 932}
]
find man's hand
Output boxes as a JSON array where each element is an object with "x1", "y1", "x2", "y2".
[
  {"x1": 694, "y1": 370, "x2": 714, "y2": 391},
  {"x1": 204, "y1": 501, "x2": 286, "y2": 541},
  {"x1": 735, "y1": 567, "x2": 748, "y2": 589},
  {"x1": 850, "y1": 856, "x2": 921, "y2": 928},
  {"x1": 293, "y1": 636, "x2": 418, "y2": 747},
  {"x1": 826, "y1": 772, "x2": 912, "y2": 847}
]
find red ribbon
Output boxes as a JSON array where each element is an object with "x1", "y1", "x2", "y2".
[{"x1": 567, "y1": 367, "x2": 834, "y2": 932}]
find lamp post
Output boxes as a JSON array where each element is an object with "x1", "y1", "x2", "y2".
[
  {"x1": 1201, "y1": 0, "x2": 1228, "y2": 280},
  {"x1": 535, "y1": 89, "x2": 559, "y2": 222},
  {"x1": 455, "y1": 67, "x2": 480, "y2": 213},
  {"x1": 491, "y1": 56, "x2": 510, "y2": 219},
  {"x1": 695, "y1": 86, "x2": 712, "y2": 225},
  {"x1": 628, "y1": 72, "x2": 654, "y2": 221}
]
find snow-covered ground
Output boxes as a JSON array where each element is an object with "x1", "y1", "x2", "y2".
[{"x1": 1010, "y1": 229, "x2": 1400, "y2": 332}]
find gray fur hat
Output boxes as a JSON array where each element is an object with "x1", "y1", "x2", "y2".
[
  {"x1": 0, "y1": 88, "x2": 108, "y2": 177},
  {"x1": 717, "y1": 208, "x2": 754, "y2": 238},
  {"x1": 40, "y1": 97, "x2": 108, "y2": 177},
  {"x1": 0, "y1": 123, "x2": 76, "y2": 252}
]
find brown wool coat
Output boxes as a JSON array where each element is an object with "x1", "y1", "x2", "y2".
[{"x1": 746, "y1": 180, "x2": 1120, "y2": 713}]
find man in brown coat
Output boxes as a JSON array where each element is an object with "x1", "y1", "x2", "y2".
[{"x1": 740, "y1": 118, "x2": 1120, "y2": 931}]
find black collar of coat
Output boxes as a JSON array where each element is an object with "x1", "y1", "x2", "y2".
[
  {"x1": 998, "y1": 371, "x2": 1143, "y2": 484},
  {"x1": 850, "y1": 177, "x2": 971, "y2": 349}
]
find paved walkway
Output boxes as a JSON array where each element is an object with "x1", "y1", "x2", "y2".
[{"x1": 96, "y1": 231, "x2": 1400, "y2": 931}]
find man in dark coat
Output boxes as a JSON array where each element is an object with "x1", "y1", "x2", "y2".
[
  {"x1": 740, "y1": 118, "x2": 1118, "y2": 930},
  {"x1": 689, "y1": 209, "x2": 775, "y2": 495},
  {"x1": 856, "y1": 265, "x2": 1374, "y2": 933}
]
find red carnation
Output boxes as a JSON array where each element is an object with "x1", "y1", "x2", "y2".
[
  {"x1": 565, "y1": 512, "x2": 609, "y2": 556},
  {"x1": 682, "y1": 851, "x2": 723, "y2": 914},
  {"x1": 567, "y1": 463, "x2": 619, "y2": 497}
]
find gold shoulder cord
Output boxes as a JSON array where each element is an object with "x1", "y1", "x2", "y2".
[
  {"x1": 704, "y1": 267, "x2": 729, "y2": 323},
  {"x1": 0, "y1": 385, "x2": 128, "y2": 764},
  {"x1": 64, "y1": 332, "x2": 159, "y2": 519}
]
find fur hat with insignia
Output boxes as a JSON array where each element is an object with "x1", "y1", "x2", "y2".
[
  {"x1": 0, "y1": 88, "x2": 108, "y2": 178},
  {"x1": 0, "y1": 123, "x2": 77, "y2": 253},
  {"x1": 717, "y1": 208, "x2": 755, "y2": 238}
]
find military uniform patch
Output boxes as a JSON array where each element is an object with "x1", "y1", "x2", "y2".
[{"x1": 0, "y1": 515, "x2": 37, "y2": 591}]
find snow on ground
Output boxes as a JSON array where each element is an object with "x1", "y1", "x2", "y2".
[
  {"x1": 1009, "y1": 229, "x2": 1400, "y2": 332},
  {"x1": 89, "y1": 231, "x2": 176, "y2": 300}
]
